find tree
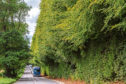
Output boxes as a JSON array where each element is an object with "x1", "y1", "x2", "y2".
[
  {"x1": 0, "y1": 30, "x2": 30, "y2": 77},
  {"x1": 0, "y1": 0, "x2": 30, "y2": 78},
  {"x1": 0, "y1": 0, "x2": 30, "y2": 34}
]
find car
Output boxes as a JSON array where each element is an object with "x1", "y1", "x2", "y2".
[
  {"x1": 29, "y1": 65, "x2": 33, "y2": 73},
  {"x1": 29, "y1": 65, "x2": 32, "y2": 68},
  {"x1": 32, "y1": 66, "x2": 41, "y2": 77}
]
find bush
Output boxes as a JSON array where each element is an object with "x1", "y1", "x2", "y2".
[{"x1": 0, "y1": 30, "x2": 30, "y2": 77}]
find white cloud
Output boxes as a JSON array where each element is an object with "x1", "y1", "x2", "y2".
[
  {"x1": 27, "y1": 22, "x2": 36, "y2": 35},
  {"x1": 24, "y1": 0, "x2": 41, "y2": 8},
  {"x1": 28, "y1": 7, "x2": 40, "y2": 19},
  {"x1": 24, "y1": 0, "x2": 41, "y2": 43}
]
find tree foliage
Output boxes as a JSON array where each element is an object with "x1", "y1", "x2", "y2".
[
  {"x1": 0, "y1": 30, "x2": 30, "y2": 77},
  {"x1": 0, "y1": 0, "x2": 30, "y2": 34},
  {"x1": 0, "y1": 0, "x2": 30, "y2": 77},
  {"x1": 31, "y1": 0, "x2": 126, "y2": 82}
]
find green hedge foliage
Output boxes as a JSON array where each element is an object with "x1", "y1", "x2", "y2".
[{"x1": 31, "y1": 0, "x2": 126, "y2": 82}]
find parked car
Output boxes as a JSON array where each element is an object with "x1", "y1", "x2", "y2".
[
  {"x1": 29, "y1": 65, "x2": 33, "y2": 73},
  {"x1": 29, "y1": 65, "x2": 32, "y2": 68},
  {"x1": 32, "y1": 66, "x2": 41, "y2": 77}
]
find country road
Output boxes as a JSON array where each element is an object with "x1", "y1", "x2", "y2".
[{"x1": 14, "y1": 66, "x2": 63, "y2": 84}]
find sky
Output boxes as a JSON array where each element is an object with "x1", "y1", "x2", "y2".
[{"x1": 24, "y1": 0, "x2": 41, "y2": 43}]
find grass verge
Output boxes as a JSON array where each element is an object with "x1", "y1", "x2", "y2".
[
  {"x1": 0, "y1": 68, "x2": 25, "y2": 84},
  {"x1": 0, "y1": 77, "x2": 16, "y2": 84}
]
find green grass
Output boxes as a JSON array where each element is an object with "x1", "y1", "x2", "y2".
[{"x1": 0, "y1": 77, "x2": 16, "y2": 84}]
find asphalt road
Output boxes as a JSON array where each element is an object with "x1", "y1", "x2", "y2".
[{"x1": 14, "y1": 66, "x2": 62, "y2": 84}]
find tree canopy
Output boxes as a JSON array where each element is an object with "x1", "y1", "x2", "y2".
[
  {"x1": 0, "y1": 0, "x2": 30, "y2": 34},
  {"x1": 0, "y1": 30, "x2": 30, "y2": 77},
  {"x1": 0, "y1": 0, "x2": 30, "y2": 77}
]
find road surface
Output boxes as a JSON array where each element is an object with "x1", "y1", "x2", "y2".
[{"x1": 14, "y1": 66, "x2": 62, "y2": 84}]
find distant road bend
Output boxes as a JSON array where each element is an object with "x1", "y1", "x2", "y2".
[{"x1": 14, "y1": 66, "x2": 63, "y2": 84}]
